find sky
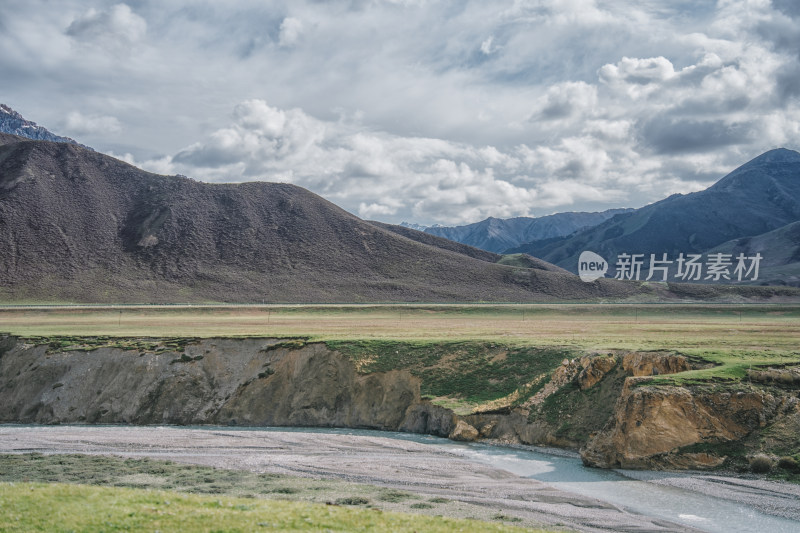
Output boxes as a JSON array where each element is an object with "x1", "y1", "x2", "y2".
[{"x1": 1, "y1": 0, "x2": 799, "y2": 226}]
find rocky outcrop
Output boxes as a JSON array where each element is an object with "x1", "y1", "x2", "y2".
[
  {"x1": 399, "y1": 403, "x2": 457, "y2": 437},
  {"x1": 581, "y1": 382, "x2": 795, "y2": 469},
  {"x1": 216, "y1": 347, "x2": 419, "y2": 429},
  {"x1": 577, "y1": 355, "x2": 617, "y2": 390},
  {"x1": 523, "y1": 358, "x2": 582, "y2": 407},
  {"x1": 448, "y1": 419, "x2": 479, "y2": 441},
  {"x1": 621, "y1": 351, "x2": 690, "y2": 376},
  {"x1": 466, "y1": 411, "x2": 573, "y2": 448},
  {"x1": 747, "y1": 367, "x2": 800, "y2": 385},
  {"x1": 469, "y1": 351, "x2": 699, "y2": 450}
]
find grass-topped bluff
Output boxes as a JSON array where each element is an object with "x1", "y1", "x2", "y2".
[{"x1": 1, "y1": 303, "x2": 798, "y2": 478}]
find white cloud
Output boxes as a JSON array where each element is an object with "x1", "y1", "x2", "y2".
[
  {"x1": 142, "y1": 99, "x2": 647, "y2": 223},
  {"x1": 480, "y1": 36, "x2": 495, "y2": 55},
  {"x1": 1, "y1": 0, "x2": 799, "y2": 226},
  {"x1": 63, "y1": 111, "x2": 122, "y2": 135},
  {"x1": 359, "y1": 202, "x2": 398, "y2": 218},
  {"x1": 66, "y1": 3, "x2": 146, "y2": 46},
  {"x1": 278, "y1": 17, "x2": 303, "y2": 47},
  {"x1": 599, "y1": 56, "x2": 676, "y2": 86},
  {"x1": 532, "y1": 81, "x2": 597, "y2": 121}
]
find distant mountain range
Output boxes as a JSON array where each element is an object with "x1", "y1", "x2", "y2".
[
  {"x1": 509, "y1": 149, "x2": 800, "y2": 286},
  {"x1": 0, "y1": 104, "x2": 87, "y2": 147},
  {"x1": 399, "y1": 149, "x2": 800, "y2": 287},
  {"x1": 1, "y1": 104, "x2": 798, "y2": 296},
  {"x1": 403, "y1": 209, "x2": 632, "y2": 254},
  {"x1": 0, "y1": 132, "x2": 656, "y2": 303}
]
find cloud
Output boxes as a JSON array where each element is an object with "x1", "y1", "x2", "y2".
[
  {"x1": 480, "y1": 36, "x2": 495, "y2": 55},
  {"x1": 775, "y1": 62, "x2": 800, "y2": 103},
  {"x1": 146, "y1": 99, "x2": 646, "y2": 224},
  {"x1": 63, "y1": 111, "x2": 122, "y2": 135},
  {"x1": 772, "y1": 0, "x2": 800, "y2": 18},
  {"x1": 66, "y1": 3, "x2": 146, "y2": 46},
  {"x1": 359, "y1": 202, "x2": 398, "y2": 218},
  {"x1": 278, "y1": 17, "x2": 303, "y2": 47},
  {"x1": 639, "y1": 116, "x2": 753, "y2": 154},
  {"x1": 533, "y1": 81, "x2": 597, "y2": 121},
  {"x1": 599, "y1": 56, "x2": 677, "y2": 86},
  {"x1": 1, "y1": 0, "x2": 799, "y2": 226},
  {"x1": 173, "y1": 99, "x2": 328, "y2": 176}
]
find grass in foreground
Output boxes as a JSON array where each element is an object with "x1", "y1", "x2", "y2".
[
  {"x1": 0, "y1": 454, "x2": 556, "y2": 530},
  {"x1": 0, "y1": 482, "x2": 548, "y2": 532}
]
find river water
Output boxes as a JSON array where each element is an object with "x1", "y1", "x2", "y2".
[{"x1": 267, "y1": 426, "x2": 800, "y2": 533}]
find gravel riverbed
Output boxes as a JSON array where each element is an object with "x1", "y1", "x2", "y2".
[{"x1": 1, "y1": 425, "x2": 796, "y2": 532}]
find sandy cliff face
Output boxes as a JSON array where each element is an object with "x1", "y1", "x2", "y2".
[
  {"x1": 462, "y1": 350, "x2": 798, "y2": 470},
  {"x1": 580, "y1": 381, "x2": 793, "y2": 469},
  {"x1": 621, "y1": 352, "x2": 691, "y2": 376}
]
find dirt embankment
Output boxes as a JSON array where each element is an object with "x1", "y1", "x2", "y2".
[
  {"x1": 0, "y1": 336, "x2": 451, "y2": 435},
  {"x1": 580, "y1": 381, "x2": 797, "y2": 469},
  {"x1": 1, "y1": 335, "x2": 797, "y2": 471},
  {"x1": 460, "y1": 351, "x2": 799, "y2": 471}
]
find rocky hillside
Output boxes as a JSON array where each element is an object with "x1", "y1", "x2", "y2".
[
  {"x1": 0, "y1": 134, "x2": 642, "y2": 303},
  {"x1": 367, "y1": 221, "x2": 501, "y2": 264},
  {"x1": 0, "y1": 104, "x2": 85, "y2": 147}
]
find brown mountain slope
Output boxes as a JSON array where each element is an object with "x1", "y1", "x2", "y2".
[{"x1": 0, "y1": 135, "x2": 644, "y2": 303}]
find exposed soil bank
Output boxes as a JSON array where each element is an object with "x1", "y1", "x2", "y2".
[
  {"x1": 1, "y1": 335, "x2": 798, "y2": 473},
  {"x1": 0, "y1": 336, "x2": 448, "y2": 436}
]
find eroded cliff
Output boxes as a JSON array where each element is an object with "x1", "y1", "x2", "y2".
[
  {"x1": 1, "y1": 335, "x2": 797, "y2": 472},
  {"x1": 0, "y1": 336, "x2": 449, "y2": 435}
]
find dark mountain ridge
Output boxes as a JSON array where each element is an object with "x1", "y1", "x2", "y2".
[
  {"x1": 0, "y1": 104, "x2": 86, "y2": 148},
  {"x1": 0, "y1": 134, "x2": 643, "y2": 303},
  {"x1": 423, "y1": 209, "x2": 632, "y2": 253},
  {"x1": 513, "y1": 148, "x2": 800, "y2": 275},
  {"x1": 708, "y1": 219, "x2": 800, "y2": 286}
]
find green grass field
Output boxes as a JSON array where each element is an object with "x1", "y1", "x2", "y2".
[
  {"x1": 0, "y1": 454, "x2": 554, "y2": 531},
  {"x1": 2, "y1": 304, "x2": 799, "y2": 352},
  {"x1": 0, "y1": 482, "x2": 547, "y2": 533}
]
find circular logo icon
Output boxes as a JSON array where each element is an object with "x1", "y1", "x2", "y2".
[{"x1": 578, "y1": 251, "x2": 608, "y2": 282}]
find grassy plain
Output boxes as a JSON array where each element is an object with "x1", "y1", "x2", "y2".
[
  {"x1": 4, "y1": 304, "x2": 798, "y2": 393},
  {"x1": 2, "y1": 303, "x2": 799, "y2": 352},
  {"x1": 0, "y1": 454, "x2": 550, "y2": 531},
  {"x1": 0, "y1": 482, "x2": 544, "y2": 533}
]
